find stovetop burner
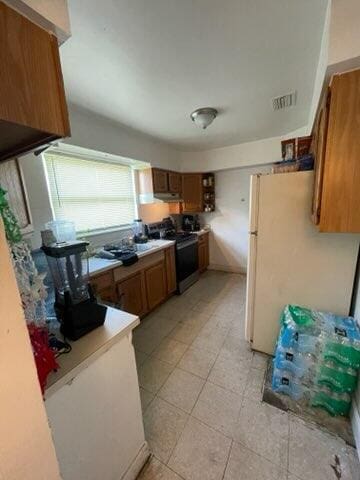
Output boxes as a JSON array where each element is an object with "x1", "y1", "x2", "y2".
[
  {"x1": 163, "y1": 231, "x2": 196, "y2": 243},
  {"x1": 145, "y1": 219, "x2": 197, "y2": 244}
]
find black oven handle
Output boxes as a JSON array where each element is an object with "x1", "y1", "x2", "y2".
[{"x1": 176, "y1": 239, "x2": 198, "y2": 250}]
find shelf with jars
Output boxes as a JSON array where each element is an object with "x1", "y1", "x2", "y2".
[{"x1": 202, "y1": 173, "x2": 215, "y2": 212}]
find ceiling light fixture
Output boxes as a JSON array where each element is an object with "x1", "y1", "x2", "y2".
[{"x1": 190, "y1": 107, "x2": 218, "y2": 129}]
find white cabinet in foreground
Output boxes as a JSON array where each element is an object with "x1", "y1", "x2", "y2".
[{"x1": 45, "y1": 331, "x2": 148, "y2": 480}]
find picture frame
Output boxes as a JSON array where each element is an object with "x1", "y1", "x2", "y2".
[{"x1": 281, "y1": 138, "x2": 296, "y2": 161}]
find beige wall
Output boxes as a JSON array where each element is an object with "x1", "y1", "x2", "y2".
[
  {"x1": 203, "y1": 165, "x2": 271, "y2": 273},
  {"x1": 179, "y1": 127, "x2": 307, "y2": 173},
  {"x1": 138, "y1": 203, "x2": 170, "y2": 224},
  {"x1": 0, "y1": 221, "x2": 60, "y2": 479},
  {"x1": 4, "y1": 0, "x2": 71, "y2": 43},
  {"x1": 329, "y1": 0, "x2": 360, "y2": 66},
  {"x1": 65, "y1": 105, "x2": 180, "y2": 172}
]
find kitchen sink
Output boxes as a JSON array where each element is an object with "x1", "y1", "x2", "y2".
[{"x1": 135, "y1": 243, "x2": 153, "y2": 252}]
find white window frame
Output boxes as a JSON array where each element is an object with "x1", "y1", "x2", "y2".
[{"x1": 42, "y1": 145, "x2": 141, "y2": 236}]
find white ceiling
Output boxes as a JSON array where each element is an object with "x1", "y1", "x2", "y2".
[{"x1": 61, "y1": 0, "x2": 328, "y2": 151}]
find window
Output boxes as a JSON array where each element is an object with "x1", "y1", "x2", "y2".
[{"x1": 44, "y1": 152, "x2": 137, "y2": 234}]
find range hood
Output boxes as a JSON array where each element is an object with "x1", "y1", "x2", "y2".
[
  {"x1": 139, "y1": 192, "x2": 183, "y2": 204},
  {"x1": 154, "y1": 192, "x2": 183, "y2": 203}
]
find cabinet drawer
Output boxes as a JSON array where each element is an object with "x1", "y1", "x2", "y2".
[
  {"x1": 91, "y1": 271, "x2": 113, "y2": 292},
  {"x1": 113, "y1": 250, "x2": 165, "y2": 283}
]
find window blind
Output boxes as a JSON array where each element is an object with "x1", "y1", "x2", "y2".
[{"x1": 44, "y1": 153, "x2": 137, "y2": 233}]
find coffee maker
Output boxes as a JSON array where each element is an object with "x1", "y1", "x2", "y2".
[
  {"x1": 41, "y1": 240, "x2": 107, "y2": 340},
  {"x1": 182, "y1": 214, "x2": 200, "y2": 232}
]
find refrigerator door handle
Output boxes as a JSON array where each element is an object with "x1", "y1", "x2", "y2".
[{"x1": 249, "y1": 231, "x2": 258, "y2": 236}]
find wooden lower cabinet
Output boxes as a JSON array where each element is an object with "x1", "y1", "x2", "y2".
[
  {"x1": 117, "y1": 272, "x2": 148, "y2": 317},
  {"x1": 90, "y1": 244, "x2": 211, "y2": 319},
  {"x1": 90, "y1": 271, "x2": 116, "y2": 304},
  {"x1": 165, "y1": 246, "x2": 177, "y2": 294},
  {"x1": 198, "y1": 233, "x2": 209, "y2": 273},
  {"x1": 97, "y1": 286, "x2": 118, "y2": 305},
  {"x1": 145, "y1": 260, "x2": 167, "y2": 311}
]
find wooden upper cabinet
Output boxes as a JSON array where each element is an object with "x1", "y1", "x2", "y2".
[
  {"x1": 168, "y1": 172, "x2": 182, "y2": 193},
  {"x1": 0, "y1": 2, "x2": 70, "y2": 161},
  {"x1": 182, "y1": 174, "x2": 203, "y2": 212},
  {"x1": 152, "y1": 169, "x2": 169, "y2": 193},
  {"x1": 311, "y1": 90, "x2": 330, "y2": 225},
  {"x1": 313, "y1": 69, "x2": 360, "y2": 233}
]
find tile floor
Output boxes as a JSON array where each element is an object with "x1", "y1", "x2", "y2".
[{"x1": 134, "y1": 271, "x2": 359, "y2": 480}]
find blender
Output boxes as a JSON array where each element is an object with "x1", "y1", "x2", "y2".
[{"x1": 41, "y1": 238, "x2": 107, "y2": 340}]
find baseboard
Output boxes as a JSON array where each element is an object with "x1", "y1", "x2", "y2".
[
  {"x1": 121, "y1": 441, "x2": 150, "y2": 480},
  {"x1": 208, "y1": 263, "x2": 247, "y2": 275},
  {"x1": 350, "y1": 405, "x2": 360, "y2": 462}
]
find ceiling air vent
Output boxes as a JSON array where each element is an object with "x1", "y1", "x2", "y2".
[{"x1": 272, "y1": 92, "x2": 297, "y2": 111}]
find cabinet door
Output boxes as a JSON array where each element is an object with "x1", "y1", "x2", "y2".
[
  {"x1": 145, "y1": 261, "x2": 167, "y2": 310},
  {"x1": 0, "y1": 3, "x2": 70, "y2": 161},
  {"x1": 182, "y1": 174, "x2": 203, "y2": 212},
  {"x1": 168, "y1": 172, "x2": 182, "y2": 193},
  {"x1": 98, "y1": 286, "x2": 118, "y2": 305},
  {"x1": 204, "y1": 233, "x2": 210, "y2": 269},
  {"x1": 0, "y1": 159, "x2": 32, "y2": 234},
  {"x1": 319, "y1": 70, "x2": 360, "y2": 232},
  {"x1": 198, "y1": 242, "x2": 207, "y2": 273},
  {"x1": 165, "y1": 246, "x2": 177, "y2": 294},
  {"x1": 152, "y1": 169, "x2": 168, "y2": 193},
  {"x1": 312, "y1": 90, "x2": 330, "y2": 225},
  {"x1": 117, "y1": 272, "x2": 148, "y2": 317},
  {"x1": 198, "y1": 233, "x2": 209, "y2": 272}
]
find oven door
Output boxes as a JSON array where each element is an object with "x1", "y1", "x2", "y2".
[{"x1": 176, "y1": 238, "x2": 199, "y2": 293}]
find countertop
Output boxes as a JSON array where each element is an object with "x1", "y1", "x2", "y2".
[
  {"x1": 192, "y1": 229, "x2": 210, "y2": 236},
  {"x1": 45, "y1": 306, "x2": 139, "y2": 399},
  {"x1": 179, "y1": 229, "x2": 210, "y2": 237},
  {"x1": 88, "y1": 239, "x2": 175, "y2": 277}
]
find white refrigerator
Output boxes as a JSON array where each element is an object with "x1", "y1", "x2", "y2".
[{"x1": 245, "y1": 171, "x2": 359, "y2": 355}]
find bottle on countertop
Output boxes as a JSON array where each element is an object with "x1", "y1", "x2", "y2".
[{"x1": 132, "y1": 219, "x2": 148, "y2": 244}]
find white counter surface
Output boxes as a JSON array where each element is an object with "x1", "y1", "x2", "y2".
[
  {"x1": 192, "y1": 229, "x2": 210, "y2": 236},
  {"x1": 179, "y1": 229, "x2": 210, "y2": 237},
  {"x1": 88, "y1": 239, "x2": 175, "y2": 277},
  {"x1": 45, "y1": 306, "x2": 139, "y2": 399}
]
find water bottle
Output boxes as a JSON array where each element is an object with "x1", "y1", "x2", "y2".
[
  {"x1": 274, "y1": 346, "x2": 314, "y2": 378},
  {"x1": 310, "y1": 388, "x2": 352, "y2": 417},
  {"x1": 271, "y1": 368, "x2": 307, "y2": 401}
]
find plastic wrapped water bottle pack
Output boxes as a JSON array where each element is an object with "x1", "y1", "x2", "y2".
[{"x1": 272, "y1": 304, "x2": 360, "y2": 416}]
